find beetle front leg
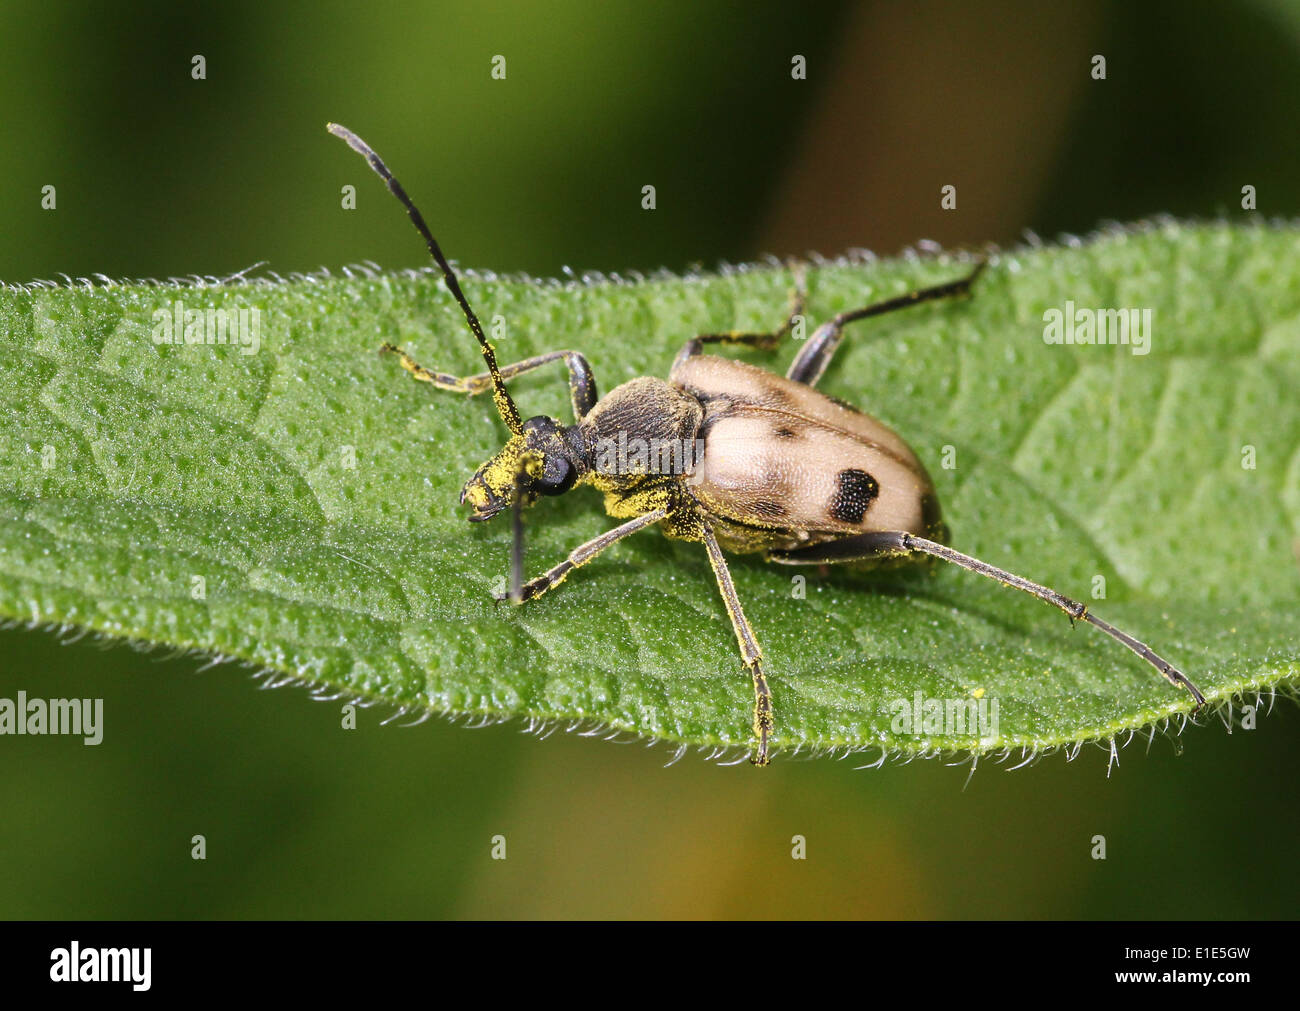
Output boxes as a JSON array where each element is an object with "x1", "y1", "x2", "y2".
[
  {"x1": 494, "y1": 507, "x2": 669, "y2": 604},
  {"x1": 380, "y1": 344, "x2": 599, "y2": 420},
  {"x1": 700, "y1": 521, "x2": 773, "y2": 766}
]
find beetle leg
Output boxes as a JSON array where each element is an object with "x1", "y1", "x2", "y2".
[
  {"x1": 671, "y1": 262, "x2": 807, "y2": 371},
  {"x1": 494, "y1": 507, "x2": 669, "y2": 604},
  {"x1": 700, "y1": 521, "x2": 774, "y2": 766},
  {"x1": 769, "y1": 530, "x2": 1206, "y2": 709},
  {"x1": 380, "y1": 344, "x2": 598, "y2": 419},
  {"x1": 787, "y1": 259, "x2": 986, "y2": 387}
]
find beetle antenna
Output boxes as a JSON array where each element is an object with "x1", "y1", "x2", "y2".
[
  {"x1": 902, "y1": 534, "x2": 1207, "y2": 708},
  {"x1": 509, "y1": 481, "x2": 526, "y2": 604},
  {"x1": 327, "y1": 122, "x2": 523, "y2": 436},
  {"x1": 507, "y1": 453, "x2": 541, "y2": 604}
]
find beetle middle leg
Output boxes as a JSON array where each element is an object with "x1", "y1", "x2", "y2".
[
  {"x1": 700, "y1": 521, "x2": 773, "y2": 766},
  {"x1": 380, "y1": 344, "x2": 598, "y2": 419},
  {"x1": 787, "y1": 260, "x2": 986, "y2": 387},
  {"x1": 671, "y1": 263, "x2": 807, "y2": 370}
]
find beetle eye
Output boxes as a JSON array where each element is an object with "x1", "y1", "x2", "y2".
[{"x1": 538, "y1": 456, "x2": 576, "y2": 495}]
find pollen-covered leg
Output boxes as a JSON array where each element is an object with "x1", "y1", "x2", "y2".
[
  {"x1": 771, "y1": 530, "x2": 1206, "y2": 709},
  {"x1": 701, "y1": 522, "x2": 774, "y2": 766},
  {"x1": 380, "y1": 345, "x2": 599, "y2": 419},
  {"x1": 494, "y1": 507, "x2": 669, "y2": 604},
  {"x1": 671, "y1": 263, "x2": 807, "y2": 371},
  {"x1": 787, "y1": 259, "x2": 986, "y2": 387}
]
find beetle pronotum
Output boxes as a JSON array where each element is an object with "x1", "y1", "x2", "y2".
[{"x1": 328, "y1": 122, "x2": 1206, "y2": 766}]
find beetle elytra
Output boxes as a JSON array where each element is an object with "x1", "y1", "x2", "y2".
[{"x1": 328, "y1": 122, "x2": 1206, "y2": 766}]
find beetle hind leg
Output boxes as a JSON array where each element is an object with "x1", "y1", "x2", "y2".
[{"x1": 771, "y1": 530, "x2": 1206, "y2": 709}]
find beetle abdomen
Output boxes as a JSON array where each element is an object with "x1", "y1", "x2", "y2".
[{"x1": 671, "y1": 356, "x2": 945, "y2": 552}]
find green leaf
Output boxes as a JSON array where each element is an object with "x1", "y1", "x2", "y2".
[{"x1": 2, "y1": 221, "x2": 1298, "y2": 762}]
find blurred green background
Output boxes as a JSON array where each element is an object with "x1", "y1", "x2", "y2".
[{"x1": 1, "y1": 0, "x2": 1297, "y2": 918}]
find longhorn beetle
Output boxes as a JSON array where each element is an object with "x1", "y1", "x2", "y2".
[{"x1": 328, "y1": 122, "x2": 1206, "y2": 766}]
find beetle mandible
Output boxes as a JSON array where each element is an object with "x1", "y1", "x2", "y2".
[{"x1": 328, "y1": 123, "x2": 1206, "y2": 766}]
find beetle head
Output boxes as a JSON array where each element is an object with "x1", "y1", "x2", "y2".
[{"x1": 461, "y1": 415, "x2": 581, "y2": 521}]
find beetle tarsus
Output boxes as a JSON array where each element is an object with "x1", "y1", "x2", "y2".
[
  {"x1": 749, "y1": 659, "x2": 773, "y2": 767},
  {"x1": 1159, "y1": 661, "x2": 1206, "y2": 710},
  {"x1": 897, "y1": 536, "x2": 1206, "y2": 712}
]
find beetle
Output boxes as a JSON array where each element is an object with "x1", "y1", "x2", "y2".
[{"x1": 328, "y1": 122, "x2": 1206, "y2": 766}]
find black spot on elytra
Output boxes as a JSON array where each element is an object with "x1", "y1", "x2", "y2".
[
  {"x1": 829, "y1": 468, "x2": 879, "y2": 524},
  {"x1": 774, "y1": 425, "x2": 798, "y2": 440},
  {"x1": 753, "y1": 499, "x2": 788, "y2": 519}
]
